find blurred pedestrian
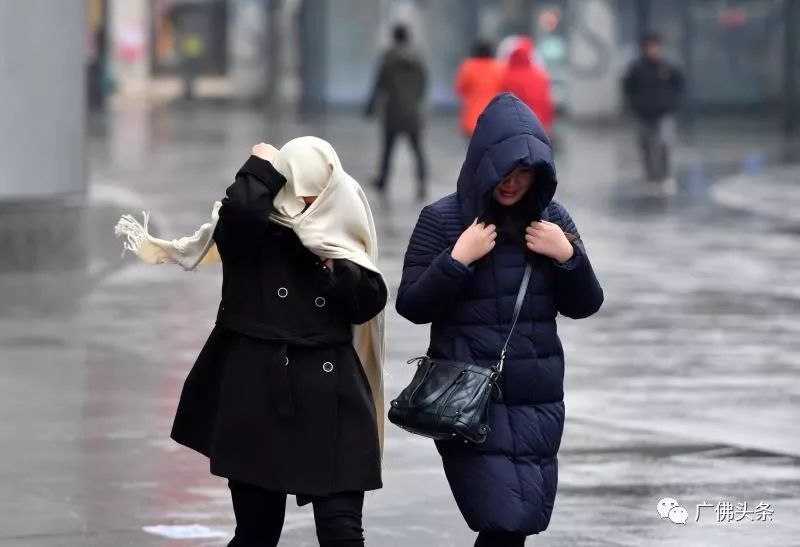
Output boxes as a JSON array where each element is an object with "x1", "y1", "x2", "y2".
[
  {"x1": 454, "y1": 39, "x2": 505, "y2": 137},
  {"x1": 395, "y1": 94, "x2": 604, "y2": 546},
  {"x1": 115, "y1": 138, "x2": 387, "y2": 547},
  {"x1": 501, "y1": 37, "x2": 555, "y2": 135},
  {"x1": 366, "y1": 24, "x2": 428, "y2": 202},
  {"x1": 623, "y1": 32, "x2": 685, "y2": 195}
]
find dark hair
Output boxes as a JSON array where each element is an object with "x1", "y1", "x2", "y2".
[
  {"x1": 472, "y1": 39, "x2": 494, "y2": 58},
  {"x1": 641, "y1": 31, "x2": 662, "y2": 48},
  {"x1": 392, "y1": 24, "x2": 409, "y2": 44},
  {"x1": 482, "y1": 165, "x2": 579, "y2": 245}
]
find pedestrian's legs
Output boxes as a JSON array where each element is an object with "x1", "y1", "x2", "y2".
[
  {"x1": 407, "y1": 130, "x2": 428, "y2": 201},
  {"x1": 657, "y1": 115, "x2": 676, "y2": 180},
  {"x1": 474, "y1": 531, "x2": 526, "y2": 546},
  {"x1": 312, "y1": 492, "x2": 365, "y2": 547},
  {"x1": 227, "y1": 480, "x2": 287, "y2": 547},
  {"x1": 375, "y1": 127, "x2": 397, "y2": 193},
  {"x1": 637, "y1": 119, "x2": 659, "y2": 182}
]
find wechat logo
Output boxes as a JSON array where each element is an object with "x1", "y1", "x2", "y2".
[{"x1": 657, "y1": 498, "x2": 689, "y2": 524}]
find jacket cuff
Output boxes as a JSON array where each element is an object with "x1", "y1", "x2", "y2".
[
  {"x1": 239, "y1": 156, "x2": 287, "y2": 192},
  {"x1": 437, "y1": 247, "x2": 475, "y2": 277},
  {"x1": 553, "y1": 242, "x2": 584, "y2": 271}
]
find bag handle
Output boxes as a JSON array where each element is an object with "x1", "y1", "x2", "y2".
[{"x1": 496, "y1": 262, "x2": 532, "y2": 374}]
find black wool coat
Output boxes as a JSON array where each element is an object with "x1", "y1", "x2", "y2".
[{"x1": 171, "y1": 156, "x2": 387, "y2": 499}]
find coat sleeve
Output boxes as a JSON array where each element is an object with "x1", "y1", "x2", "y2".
[
  {"x1": 213, "y1": 155, "x2": 286, "y2": 258},
  {"x1": 671, "y1": 64, "x2": 686, "y2": 100},
  {"x1": 319, "y1": 259, "x2": 388, "y2": 325},
  {"x1": 417, "y1": 59, "x2": 428, "y2": 99},
  {"x1": 622, "y1": 63, "x2": 641, "y2": 111},
  {"x1": 548, "y1": 203, "x2": 604, "y2": 319},
  {"x1": 365, "y1": 55, "x2": 388, "y2": 116},
  {"x1": 395, "y1": 206, "x2": 474, "y2": 325}
]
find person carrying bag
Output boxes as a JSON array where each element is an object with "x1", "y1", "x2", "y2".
[{"x1": 394, "y1": 93, "x2": 604, "y2": 547}]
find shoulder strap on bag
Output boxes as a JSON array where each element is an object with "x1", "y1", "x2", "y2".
[{"x1": 496, "y1": 262, "x2": 532, "y2": 374}]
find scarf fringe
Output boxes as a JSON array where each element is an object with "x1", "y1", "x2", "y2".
[{"x1": 114, "y1": 211, "x2": 151, "y2": 258}]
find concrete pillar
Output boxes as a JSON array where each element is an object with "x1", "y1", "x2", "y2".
[
  {"x1": 783, "y1": 0, "x2": 799, "y2": 134},
  {"x1": 227, "y1": 0, "x2": 269, "y2": 101},
  {"x1": 0, "y1": 0, "x2": 88, "y2": 271},
  {"x1": 298, "y1": 0, "x2": 328, "y2": 113},
  {"x1": 565, "y1": 0, "x2": 622, "y2": 121},
  {"x1": 0, "y1": 0, "x2": 87, "y2": 199},
  {"x1": 108, "y1": 0, "x2": 150, "y2": 97}
]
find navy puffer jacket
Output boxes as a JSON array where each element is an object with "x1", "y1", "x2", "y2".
[{"x1": 396, "y1": 93, "x2": 603, "y2": 535}]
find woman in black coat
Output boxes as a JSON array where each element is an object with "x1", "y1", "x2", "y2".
[{"x1": 119, "y1": 139, "x2": 387, "y2": 547}]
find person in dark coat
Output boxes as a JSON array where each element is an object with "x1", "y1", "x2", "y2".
[
  {"x1": 117, "y1": 138, "x2": 388, "y2": 547},
  {"x1": 623, "y1": 32, "x2": 685, "y2": 194},
  {"x1": 395, "y1": 93, "x2": 604, "y2": 546},
  {"x1": 365, "y1": 23, "x2": 428, "y2": 201}
]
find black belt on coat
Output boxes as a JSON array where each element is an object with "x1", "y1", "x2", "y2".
[{"x1": 216, "y1": 307, "x2": 351, "y2": 346}]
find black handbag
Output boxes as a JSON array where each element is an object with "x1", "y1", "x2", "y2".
[{"x1": 388, "y1": 263, "x2": 533, "y2": 444}]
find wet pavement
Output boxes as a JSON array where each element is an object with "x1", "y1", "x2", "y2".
[{"x1": 1, "y1": 105, "x2": 799, "y2": 546}]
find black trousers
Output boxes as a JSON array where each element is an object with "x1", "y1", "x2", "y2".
[
  {"x1": 227, "y1": 480, "x2": 365, "y2": 547},
  {"x1": 375, "y1": 127, "x2": 428, "y2": 199},
  {"x1": 637, "y1": 115, "x2": 675, "y2": 182},
  {"x1": 475, "y1": 531, "x2": 526, "y2": 547}
]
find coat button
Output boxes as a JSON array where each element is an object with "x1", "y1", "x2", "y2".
[
  {"x1": 322, "y1": 361, "x2": 334, "y2": 373},
  {"x1": 284, "y1": 356, "x2": 289, "y2": 366},
  {"x1": 277, "y1": 287, "x2": 288, "y2": 298},
  {"x1": 315, "y1": 296, "x2": 326, "y2": 308}
]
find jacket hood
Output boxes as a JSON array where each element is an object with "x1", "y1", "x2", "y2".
[
  {"x1": 509, "y1": 48, "x2": 532, "y2": 68},
  {"x1": 508, "y1": 38, "x2": 535, "y2": 68},
  {"x1": 456, "y1": 92, "x2": 556, "y2": 225}
]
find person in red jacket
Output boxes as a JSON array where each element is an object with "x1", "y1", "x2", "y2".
[
  {"x1": 454, "y1": 40, "x2": 505, "y2": 137},
  {"x1": 501, "y1": 38, "x2": 555, "y2": 135}
]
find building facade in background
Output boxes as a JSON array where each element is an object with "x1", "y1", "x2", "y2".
[{"x1": 93, "y1": 0, "x2": 800, "y2": 127}]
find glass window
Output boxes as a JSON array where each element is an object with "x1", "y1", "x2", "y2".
[{"x1": 685, "y1": 0, "x2": 783, "y2": 107}]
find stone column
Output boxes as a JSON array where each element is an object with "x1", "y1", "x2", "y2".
[
  {"x1": 108, "y1": 0, "x2": 150, "y2": 98},
  {"x1": 565, "y1": 0, "x2": 622, "y2": 121},
  {"x1": 0, "y1": 0, "x2": 87, "y2": 199},
  {"x1": 0, "y1": 0, "x2": 87, "y2": 270}
]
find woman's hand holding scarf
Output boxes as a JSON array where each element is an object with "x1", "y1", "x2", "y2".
[{"x1": 252, "y1": 143, "x2": 279, "y2": 162}]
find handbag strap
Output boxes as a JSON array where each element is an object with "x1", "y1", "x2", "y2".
[{"x1": 496, "y1": 262, "x2": 532, "y2": 374}]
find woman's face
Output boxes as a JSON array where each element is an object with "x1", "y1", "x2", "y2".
[
  {"x1": 302, "y1": 196, "x2": 318, "y2": 205},
  {"x1": 492, "y1": 166, "x2": 535, "y2": 206}
]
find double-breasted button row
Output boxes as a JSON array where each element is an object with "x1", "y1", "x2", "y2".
[
  {"x1": 283, "y1": 356, "x2": 334, "y2": 373},
  {"x1": 276, "y1": 288, "x2": 326, "y2": 308}
]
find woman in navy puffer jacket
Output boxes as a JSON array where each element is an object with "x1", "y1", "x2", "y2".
[{"x1": 395, "y1": 93, "x2": 604, "y2": 546}]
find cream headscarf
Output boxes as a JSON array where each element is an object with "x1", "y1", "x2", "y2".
[{"x1": 115, "y1": 136, "x2": 386, "y2": 447}]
